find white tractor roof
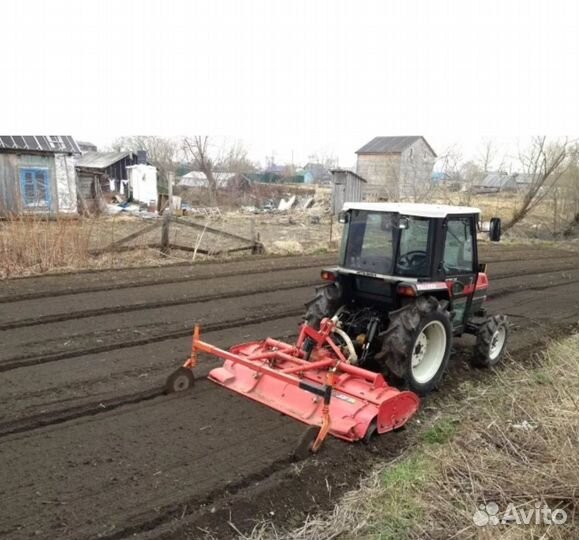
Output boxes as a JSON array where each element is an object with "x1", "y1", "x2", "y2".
[{"x1": 342, "y1": 202, "x2": 480, "y2": 218}]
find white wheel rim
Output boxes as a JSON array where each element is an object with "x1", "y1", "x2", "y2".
[
  {"x1": 411, "y1": 320, "x2": 447, "y2": 384},
  {"x1": 489, "y1": 326, "x2": 506, "y2": 360}
]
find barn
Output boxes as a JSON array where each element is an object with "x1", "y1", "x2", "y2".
[{"x1": 355, "y1": 136, "x2": 436, "y2": 200}]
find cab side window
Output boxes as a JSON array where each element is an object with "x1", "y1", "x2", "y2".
[{"x1": 443, "y1": 218, "x2": 474, "y2": 274}]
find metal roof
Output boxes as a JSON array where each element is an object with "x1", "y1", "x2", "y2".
[
  {"x1": 342, "y1": 202, "x2": 480, "y2": 218},
  {"x1": 356, "y1": 136, "x2": 436, "y2": 157},
  {"x1": 75, "y1": 151, "x2": 132, "y2": 169},
  {"x1": 330, "y1": 169, "x2": 367, "y2": 183},
  {"x1": 478, "y1": 172, "x2": 536, "y2": 189},
  {"x1": 0, "y1": 135, "x2": 81, "y2": 154},
  {"x1": 479, "y1": 173, "x2": 514, "y2": 189},
  {"x1": 179, "y1": 171, "x2": 236, "y2": 187}
]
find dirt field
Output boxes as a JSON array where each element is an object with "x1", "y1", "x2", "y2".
[{"x1": 0, "y1": 244, "x2": 578, "y2": 540}]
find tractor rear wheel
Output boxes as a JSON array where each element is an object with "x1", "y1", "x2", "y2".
[
  {"x1": 471, "y1": 314, "x2": 509, "y2": 367},
  {"x1": 304, "y1": 283, "x2": 342, "y2": 328},
  {"x1": 377, "y1": 296, "x2": 452, "y2": 396}
]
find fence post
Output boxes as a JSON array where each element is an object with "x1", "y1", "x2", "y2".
[{"x1": 161, "y1": 213, "x2": 171, "y2": 256}]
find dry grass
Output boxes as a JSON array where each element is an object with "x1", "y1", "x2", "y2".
[
  {"x1": 428, "y1": 189, "x2": 578, "y2": 239},
  {"x1": 0, "y1": 212, "x2": 340, "y2": 279},
  {"x1": 0, "y1": 215, "x2": 178, "y2": 278},
  {"x1": 1, "y1": 195, "x2": 574, "y2": 279},
  {"x1": 0, "y1": 215, "x2": 94, "y2": 278},
  {"x1": 249, "y1": 334, "x2": 579, "y2": 540},
  {"x1": 414, "y1": 336, "x2": 579, "y2": 539}
]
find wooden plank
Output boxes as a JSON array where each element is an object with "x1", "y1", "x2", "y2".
[
  {"x1": 166, "y1": 243, "x2": 213, "y2": 254},
  {"x1": 91, "y1": 243, "x2": 214, "y2": 256},
  {"x1": 166, "y1": 243, "x2": 256, "y2": 255},
  {"x1": 225, "y1": 245, "x2": 259, "y2": 254},
  {"x1": 92, "y1": 220, "x2": 162, "y2": 254},
  {"x1": 89, "y1": 243, "x2": 158, "y2": 254},
  {"x1": 170, "y1": 216, "x2": 255, "y2": 245}
]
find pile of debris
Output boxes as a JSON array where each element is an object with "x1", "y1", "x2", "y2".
[
  {"x1": 105, "y1": 193, "x2": 157, "y2": 218},
  {"x1": 241, "y1": 191, "x2": 330, "y2": 216}
]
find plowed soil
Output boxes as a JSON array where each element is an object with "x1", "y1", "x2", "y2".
[{"x1": 0, "y1": 244, "x2": 578, "y2": 540}]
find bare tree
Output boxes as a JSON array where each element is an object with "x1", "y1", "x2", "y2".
[
  {"x1": 435, "y1": 145, "x2": 464, "y2": 201},
  {"x1": 504, "y1": 137, "x2": 570, "y2": 231},
  {"x1": 112, "y1": 136, "x2": 180, "y2": 188},
  {"x1": 458, "y1": 160, "x2": 484, "y2": 205},
  {"x1": 556, "y1": 143, "x2": 579, "y2": 235},
  {"x1": 218, "y1": 140, "x2": 258, "y2": 174},
  {"x1": 182, "y1": 136, "x2": 218, "y2": 206},
  {"x1": 182, "y1": 137, "x2": 257, "y2": 206},
  {"x1": 478, "y1": 139, "x2": 498, "y2": 173}
]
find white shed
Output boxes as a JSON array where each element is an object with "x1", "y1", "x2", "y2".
[{"x1": 127, "y1": 164, "x2": 158, "y2": 205}]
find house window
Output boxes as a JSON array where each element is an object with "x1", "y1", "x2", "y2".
[
  {"x1": 408, "y1": 148, "x2": 414, "y2": 158},
  {"x1": 19, "y1": 168, "x2": 51, "y2": 207}
]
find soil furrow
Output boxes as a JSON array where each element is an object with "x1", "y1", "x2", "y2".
[
  {"x1": 2, "y1": 269, "x2": 577, "y2": 445},
  {"x1": 1, "y1": 254, "x2": 575, "y2": 331},
  {"x1": 0, "y1": 327, "x2": 293, "y2": 438},
  {"x1": 0, "y1": 279, "x2": 318, "y2": 331},
  {"x1": 0, "y1": 248, "x2": 573, "y2": 306},
  {"x1": 0, "y1": 245, "x2": 578, "y2": 540},
  {"x1": 0, "y1": 257, "x2": 333, "y2": 304},
  {"x1": 2, "y1": 262, "x2": 576, "y2": 372},
  {"x1": 0, "y1": 308, "x2": 304, "y2": 372},
  {"x1": 0, "y1": 388, "x2": 163, "y2": 438}
]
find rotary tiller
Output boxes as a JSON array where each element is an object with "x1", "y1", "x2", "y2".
[{"x1": 166, "y1": 317, "x2": 419, "y2": 454}]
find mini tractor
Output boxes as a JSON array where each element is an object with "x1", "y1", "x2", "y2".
[{"x1": 167, "y1": 203, "x2": 508, "y2": 456}]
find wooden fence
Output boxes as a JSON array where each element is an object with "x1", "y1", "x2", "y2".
[{"x1": 91, "y1": 215, "x2": 264, "y2": 257}]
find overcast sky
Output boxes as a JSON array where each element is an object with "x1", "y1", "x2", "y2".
[{"x1": 1, "y1": 0, "x2": 577, "y2": 168}]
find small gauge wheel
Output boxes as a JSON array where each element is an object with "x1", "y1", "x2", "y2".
[{"x1": 165, "y1": 367, "x2": 195, "y2": 394}]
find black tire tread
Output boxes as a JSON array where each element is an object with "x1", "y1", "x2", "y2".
[
  {"x1": 304, "y1": 283, "x2": 342, "y2": 328},
  {"x1": 472, "y1": 314, "x2": 509, "y2": 367},
  {"x1": 376, "y1": 296, "x2": 451, "y2": 395}
]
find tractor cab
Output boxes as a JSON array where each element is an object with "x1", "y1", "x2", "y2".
[{"x1": 331, "y1": 202, "x2": 497, "y2": 332}]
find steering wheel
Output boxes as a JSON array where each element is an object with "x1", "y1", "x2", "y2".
[{"x1": 398, "y1": 250, "x2": 427, "y2": 269}]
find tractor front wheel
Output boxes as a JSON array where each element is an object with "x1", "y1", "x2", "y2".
[
  {"x1": 378, "y1": 297, "x2": 452, "y2": 396},
  {"x1": 471, "y1": 314, "x2": 509, "y2": 368}
]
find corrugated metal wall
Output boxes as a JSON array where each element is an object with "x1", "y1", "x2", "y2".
[{"x1": 331, "y1": 171, "x2": 364, "y2": 214}]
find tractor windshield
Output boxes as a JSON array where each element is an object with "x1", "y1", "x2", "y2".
[
  {"x1": 341, "y1": 210, "x2": 432, "y2": 276},
  {"x1": 341, "y1": 210, "x2": 398, "y2": 273}
]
